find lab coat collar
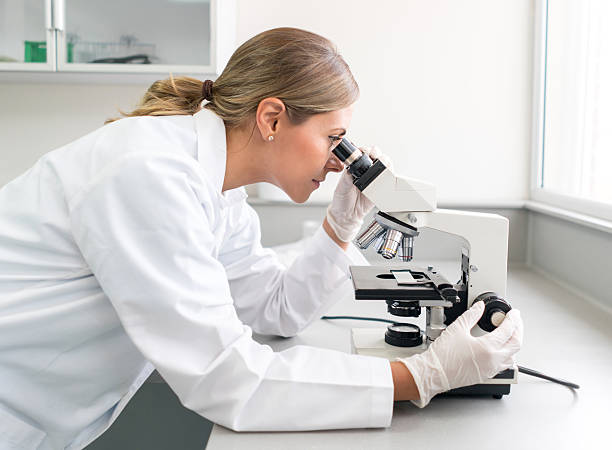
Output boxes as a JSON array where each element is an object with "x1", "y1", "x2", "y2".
[{"x1": 194, "y1": 107, "x2": 248, "y2": 206}]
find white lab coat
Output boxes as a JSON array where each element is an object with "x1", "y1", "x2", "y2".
[{"x1": 0, "y1": 108, "x2": 393, "y2": 449}]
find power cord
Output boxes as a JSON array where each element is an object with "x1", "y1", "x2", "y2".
[
  {"x1": 516, "y1": 365, "x2": 579, "y2": 389},
  {"x1": 321, "y1": 315, "x2": 396, "y2": 324},
  {"x1": 321, "y1": 315, "x2": 580, "y2": 390}
]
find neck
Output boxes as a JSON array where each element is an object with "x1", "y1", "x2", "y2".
[{"x1": 222, "y1": 122, "x2": 271, "y2": 192}]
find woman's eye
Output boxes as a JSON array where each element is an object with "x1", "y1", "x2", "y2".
[{"x1": 328, "y1": 136, "x2": 342, "y2": 148}]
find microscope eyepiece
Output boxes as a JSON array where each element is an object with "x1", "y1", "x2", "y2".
[{"x1": 332, "y1": 138, "x2": 373, "y2": 179}]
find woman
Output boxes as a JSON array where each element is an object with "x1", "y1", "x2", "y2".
[{"x1": 0, "y1": 28, "x2": 522, "y2": 449}]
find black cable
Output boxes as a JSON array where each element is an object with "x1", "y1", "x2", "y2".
[
  {"x1": 517, "y1": 365, "x2": 579, "y2": 390},
  {"x1": 321, "y1": 315, "x2": 580, "y2": 390},
  {"x1": 321, "y1": 315, "x2": 396, "y2": 324}
]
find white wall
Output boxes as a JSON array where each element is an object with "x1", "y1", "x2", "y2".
[
  {"x1": 0, "y1": 84, "x2": 148, "y2": 186},
  {"x1": 527, "y1": 211, "x2": 612, "y2": 310},
  {"x1": 1, "y1": 0, "x2": 533, "y2": 203},
  {"x1": 237, "y1": 0, "x2": 534, "y2": 203}
]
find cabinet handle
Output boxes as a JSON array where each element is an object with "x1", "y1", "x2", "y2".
[{"x1": 53, "y1": 0, "x2": 65, "y2": 31}]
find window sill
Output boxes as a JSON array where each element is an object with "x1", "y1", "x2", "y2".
[
  {"x1": 247, "y1": 197, "x2": 612, "y2": 235},
  {"x1": 524, "y1": 200, "x2": 612, "y2": 234}
]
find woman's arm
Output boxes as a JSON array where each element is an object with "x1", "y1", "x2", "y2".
[
  {"x1": 390, "y1": 361, "x2": 420, "y2": 401},
  {"x1": 322, "y1": 216, "x2": 349, "y2": 251},
  {"x1": 325, "y1": 217, "x2": 422, "y2": 402},
  {"x1": 70, "y1": 153, "x2": 395, "y2": 431},
  {"x1": 219, "y1": 203, "x2": 360, "y2": 338}
]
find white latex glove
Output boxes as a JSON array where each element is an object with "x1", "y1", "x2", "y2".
[
  {"x1": 398, "y1": 301, "x2": 523, "y2": 407},
  {"x1": 326, "y1": 145, "x2": 390, "y2": 242}
]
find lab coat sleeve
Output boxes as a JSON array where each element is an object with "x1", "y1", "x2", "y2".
[
  {"x1": 68, "y1": 153, "x2": 393, "y2": 431},
  {"x1": 220, "y1": 203, "x2": 369, "y2": 338}
]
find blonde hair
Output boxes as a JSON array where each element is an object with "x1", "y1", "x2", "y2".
[{"x1": 106, "y1": 27, "x2": 359, "y2": 128}]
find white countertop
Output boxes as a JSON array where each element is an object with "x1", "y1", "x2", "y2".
[{"x1": 206, "y1": 266, "x2": 612, "y2": 450}]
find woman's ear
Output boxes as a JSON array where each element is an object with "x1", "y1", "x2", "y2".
[{"x1": 255, "y1": 98, "x2": 286, "y2": 141}]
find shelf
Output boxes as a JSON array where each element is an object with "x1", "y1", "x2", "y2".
[
  {"x1": 0, "y1": 0, "x2": 236, "y2": 85},
  {"x1": 0, "y1": 70, "x2": 218, "y2": 85}
]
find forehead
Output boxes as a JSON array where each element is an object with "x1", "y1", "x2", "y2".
[{"x1": 305, "y1": 104, "x2": 353, "y2": 129}]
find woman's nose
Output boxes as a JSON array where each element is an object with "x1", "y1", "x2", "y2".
[{"x1": 326, "y1": 154, "x2": 344, "y2": 172}]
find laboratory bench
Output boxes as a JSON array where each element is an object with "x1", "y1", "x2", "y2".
[{"x1": 206, "y1": 266, "x2": 612, "y2": 450}]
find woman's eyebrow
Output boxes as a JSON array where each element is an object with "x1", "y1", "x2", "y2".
[{"x1": 330, "y1": 129, "x2": 347, "y2": 136}]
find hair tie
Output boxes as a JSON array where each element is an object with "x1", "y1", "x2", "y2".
[{"x1": 202, "y1": 80, "x2": 214, "y2": 101}]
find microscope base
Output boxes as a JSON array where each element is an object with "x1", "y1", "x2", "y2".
[{"x1": 351, "y1": 328, "x2": 517, "y2": 397}]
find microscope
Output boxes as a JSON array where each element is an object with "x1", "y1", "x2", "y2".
[{"x1": 332, "y1": 139, "x2": 517, "y2": 398}]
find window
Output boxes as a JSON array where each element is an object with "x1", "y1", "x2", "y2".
[{"x1": 532, "y1": 0, "x2": 612, "y2": 220}]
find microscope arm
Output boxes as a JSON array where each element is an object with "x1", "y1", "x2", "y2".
[
  {"x1": 330, "y1": 139, "x2": 509, "y2": 305},
  {"x1": 358, "y1": 165, "x2": 509, "y2": 304},
  {"x1": 387, "y1": 209, "x2": 509, "y2": 304}
]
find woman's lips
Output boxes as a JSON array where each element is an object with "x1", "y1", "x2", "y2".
[{"x1": 312, "y1": 179, "x2": 320, "y2": 188}]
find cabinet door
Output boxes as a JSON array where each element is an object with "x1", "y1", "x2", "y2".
[
  {"x1": 0, "y1": 0, "x2": 55, "y2": 71},
  {"x1": 57, "y1": 0, "x2": 216, "y2": 74}
]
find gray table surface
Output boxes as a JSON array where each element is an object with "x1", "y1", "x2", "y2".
[{"x1": 206, "y1": 266, "x2": 612, "y2": 449}]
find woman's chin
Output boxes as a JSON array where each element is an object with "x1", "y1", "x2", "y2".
[
  {"x1": 276, "y1": 182, "x2": 314, "y2": 204},
  {"x1": 286, "y1": 188, "x2": 311, "y2": 204},
  {"x1": 290, "y1": 193, "x2": 310, "y2": 204}
]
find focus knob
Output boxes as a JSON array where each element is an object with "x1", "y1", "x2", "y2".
[{"x1": 473, "y1": 292, "x2": 512, "y2": 332}]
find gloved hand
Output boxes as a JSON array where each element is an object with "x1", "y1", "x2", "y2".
[
  {"x1": 398, "y1": 301, "x2": 523, "y2": 407},
  {"x1": 326, "y1": 145, "x2": 390, "y2": 242}
]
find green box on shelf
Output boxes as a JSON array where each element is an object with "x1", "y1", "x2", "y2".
[
  {"x1": 24, "y1": 41, "x2": 74, "y2": 63},
  {"x1": 24, "y1": 41, "x2": 46, "y2": 62}
]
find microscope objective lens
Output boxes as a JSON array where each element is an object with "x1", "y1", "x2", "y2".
[
  {"x1": 355, "y1": 220, "x2": 386, "y2": 249},
  {"x1": 401, "y1": 235, "x2": 414, "y2": 261},
  {"x1": 380, "y1": 229, "x2": 403, "y2": 259}
]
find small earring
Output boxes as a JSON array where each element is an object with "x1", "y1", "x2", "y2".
[{"x1": 268, "y1": 135, "x2": 274, "y2": 142}]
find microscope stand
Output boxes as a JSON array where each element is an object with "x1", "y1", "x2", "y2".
[{"x1": 351, "y1": 328, "x2": 517, "y2": 398}]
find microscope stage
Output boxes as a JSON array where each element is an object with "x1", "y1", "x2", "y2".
[{"x1": 349, "y1": 266, "x2": 455, "y2": 303}]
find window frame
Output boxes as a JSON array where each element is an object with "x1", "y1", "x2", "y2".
[{"x1": 531, "y1": 0, "x2": 612, "y2": 222}]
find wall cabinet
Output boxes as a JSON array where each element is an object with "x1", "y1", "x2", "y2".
[{"x1": 0, "y1": 0, "x2": 235, "y2": 80}]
